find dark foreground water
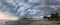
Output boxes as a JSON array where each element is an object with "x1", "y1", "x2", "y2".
[{"x1": 0, "y1": 20, "x2": 60, "y2": 25}]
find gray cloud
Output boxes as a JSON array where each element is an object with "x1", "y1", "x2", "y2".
[{"x1": 0, "y1": 0, "x2": 60, "y2": 18}]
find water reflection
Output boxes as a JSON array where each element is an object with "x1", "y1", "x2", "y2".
[{"x1": 5, "y1": 19, "x2": 60, "y2": 25}]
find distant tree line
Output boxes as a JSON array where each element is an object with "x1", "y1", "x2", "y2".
[{"x1": 44, "y1": 12, "x2": 60, "y2": 21}]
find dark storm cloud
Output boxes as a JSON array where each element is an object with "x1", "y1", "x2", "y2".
[{"x1": 0, "y1": 0, "x2": 60, "y2": 18}]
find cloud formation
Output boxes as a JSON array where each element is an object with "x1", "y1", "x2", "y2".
[{"x1": 0, "y1": 0, "x2": 60, "y2": 18}]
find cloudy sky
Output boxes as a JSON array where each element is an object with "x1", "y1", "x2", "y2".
[{"x1": 0, "y1": 0, "x2": 60, "y2": 19}]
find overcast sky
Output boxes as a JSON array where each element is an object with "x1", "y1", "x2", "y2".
[{"x1": 0, "y1": 0, "x2": 60, "y2": 19}]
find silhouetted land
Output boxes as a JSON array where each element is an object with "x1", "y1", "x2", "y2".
[{"x1": 44, "y1": 12, "x2": 60, "y2": 21}]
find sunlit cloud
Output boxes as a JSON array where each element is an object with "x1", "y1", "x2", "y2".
[{"x1": 0, "y1": 12, "x2": 19, "y2": 21}]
